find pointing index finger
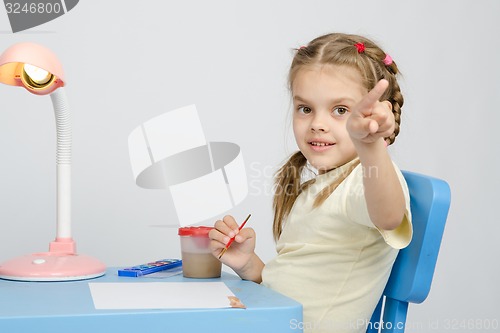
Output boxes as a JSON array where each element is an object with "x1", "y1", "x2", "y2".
[{"x1": 356, "y1": 79, "x2": 389, "y2": 114}]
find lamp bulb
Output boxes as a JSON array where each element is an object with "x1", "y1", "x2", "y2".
[{"x1": 22, "y1": 63, "x2": 54, "y2": 88}]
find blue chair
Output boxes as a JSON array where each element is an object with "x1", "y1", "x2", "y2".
[{"x1": 367, "y1": 171, "x2": 451, "y2": 333}]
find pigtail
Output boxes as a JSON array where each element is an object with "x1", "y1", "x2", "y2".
[
  {"x1": 356, "y1": 39, "x2": 405, "y2": 145},
  {"x1": 376, "y1": 52, "x2": 404, "y2": 145},
  {"x1": 272, "y1": 151, "x2": 310, "y2": 241},
  {"x1": 385, "y1": 74, "x2": 404, "y2": 145}
]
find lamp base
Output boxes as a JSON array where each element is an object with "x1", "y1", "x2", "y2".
[{"x1": 0, "y1": 252, "x2": 106, "y2": 282}]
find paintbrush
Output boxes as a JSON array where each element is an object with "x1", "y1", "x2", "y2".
[{"x1": 218, "y1": 214, "x2": 251, "y2": 259}]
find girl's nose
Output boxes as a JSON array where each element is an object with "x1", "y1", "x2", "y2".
[{"x1": 310, "y1": 112, "x2": 329, "y2": 132}]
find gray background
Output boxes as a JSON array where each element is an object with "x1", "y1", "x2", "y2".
[{"x1": 1, "y1": 1, "x2": 498, "y2": 331}]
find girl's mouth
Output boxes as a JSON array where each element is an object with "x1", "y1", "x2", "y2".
[
  {"x1": 308, "y1": 141, "x2": 335, "y2": 151},
  {"x1": 310, "y1": 142, "x2": 333, "y2": 147}
]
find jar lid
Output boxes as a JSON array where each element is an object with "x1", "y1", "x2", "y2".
[{"x1": 178, "y1": 226, "x2": 213, "y2": 237}]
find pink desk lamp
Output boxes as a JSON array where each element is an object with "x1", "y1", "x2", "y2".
[{"x1": 0, "y1": 42, "x2": 106, "y2": 281}]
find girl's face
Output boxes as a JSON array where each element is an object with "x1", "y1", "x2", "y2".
[{"x1": 292, "y1": 64, "x2": 367, "y2": 174}]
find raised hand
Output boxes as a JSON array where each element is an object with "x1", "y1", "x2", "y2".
[{"x1": 347, "y1": 79, "x2": 395, "y2": 144}]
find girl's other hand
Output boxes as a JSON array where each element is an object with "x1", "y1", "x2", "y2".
[
  {"x1": 209, "y1": 215, "x2": 257, "y2": 271},
  {"x1": 347, "y1": 79, "x2": 395, "y2": 144}
]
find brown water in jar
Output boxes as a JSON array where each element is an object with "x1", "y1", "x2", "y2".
[{"x1": 181, "y1": 252, "x2": 222, "y2": 278}]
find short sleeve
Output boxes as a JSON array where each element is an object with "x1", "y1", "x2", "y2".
[{"x1": 344, "y1": 163, "x2": 412, "y2": 249}]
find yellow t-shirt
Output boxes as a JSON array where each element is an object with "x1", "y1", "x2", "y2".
[{"x1": 262, "y1": 159, "x2": 412, "y2": 333}]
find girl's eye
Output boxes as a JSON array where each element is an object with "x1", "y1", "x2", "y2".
[
  {"x1": 298, "y1": 106, "x2": 312, "y2": 114},
  {"x1": 332, "y1": 106, "x2": 349, "y2": 116}
]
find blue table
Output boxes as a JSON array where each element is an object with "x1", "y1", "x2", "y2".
[{"x1": 0, "y1": 268, "x2": 303, "y2": 333}]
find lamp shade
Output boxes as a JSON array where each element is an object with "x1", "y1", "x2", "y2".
[{"x1": 0, "y1": 42, "x2": 65, "y2": 95}]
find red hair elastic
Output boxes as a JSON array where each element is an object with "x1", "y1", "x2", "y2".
[
  {"x1": 383, "y1": 54, "x2": 393, "y2": 65},
  {"x1": 354, "y1": 42, "x2": 365, "y2": 53}
]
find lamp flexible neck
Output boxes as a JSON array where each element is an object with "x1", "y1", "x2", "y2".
[
  {"x1": 50, "y1": 87, "x2": 72, "y2": 239},
  {"x1": 50, "y1": 87, "x2": 72, "y2": 165}
]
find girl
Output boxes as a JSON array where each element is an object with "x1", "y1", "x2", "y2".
[{"x1": 209, "y1": 33, "x2": 412, "y2": 333}]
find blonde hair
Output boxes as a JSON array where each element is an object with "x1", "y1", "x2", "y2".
[{"x1": 273, "y1": 33, "x2": 404, "y2": 241}]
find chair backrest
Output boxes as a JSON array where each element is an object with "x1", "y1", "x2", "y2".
[{"x1": 367, "y1": 171, "x2": 451, "y2": 333}]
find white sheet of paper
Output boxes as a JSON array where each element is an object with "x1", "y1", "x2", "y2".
[{"x1": 88, "y1": 282, "x2": 235, "y2": 310}]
